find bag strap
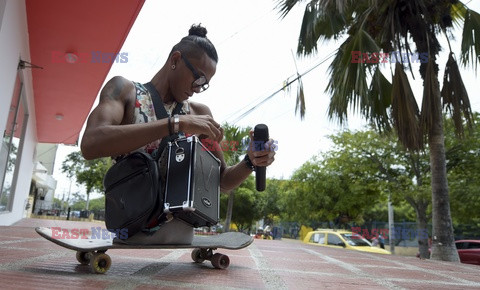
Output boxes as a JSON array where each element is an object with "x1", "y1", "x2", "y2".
[
  {"x1": 144, "y1": 82, "x2": 184, "y2": 118},
  {"x1": 144, "y1": 82, "x2": 184, "y2": 159}
]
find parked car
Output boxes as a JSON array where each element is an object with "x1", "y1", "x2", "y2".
[
  {"x1": 455, "y1": 240, "x2": 480, "y2": 265},
  {"x1": 303, "y1": 229, "x2": 391, "y2": 255}
]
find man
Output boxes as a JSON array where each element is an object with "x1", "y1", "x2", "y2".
[{"x1": 80, "y1": 24, "x2": 276, "y2": 243}]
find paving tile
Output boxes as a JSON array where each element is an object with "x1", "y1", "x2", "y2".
[
  {"x1": 152, "y1": 263, "x2": 265, "y2": 289},
  {"x1": 0, "y1": 248, "x2": 49, "y2": 264},
  {"x1": 338, "y1": 256, "x2": 400, "y2": 267},
  {"x1": 0, "y1": 271, "x2": 110, "y2": 290},
  {"x1": 279, "y1": 272, "x2": 387, "y2": 290},
  {"x1": 133, "y1": 285, "x2": 183, "y2": 290},
  {"x1": 361, "y1": 266, "x2": 456, "y2": 282},
  {"x1": 1, "y1": 219, "x2": 479, "y2": 290},
  {"x1": 392, "y1": 281, "x2": 480, "y2": 290}
]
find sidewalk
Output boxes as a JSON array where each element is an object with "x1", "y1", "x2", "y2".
[{"x1": 0, "y1": 218, "x2": 479, "y2": 289}]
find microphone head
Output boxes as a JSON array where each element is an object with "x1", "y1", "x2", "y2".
[{"x1": 254, "y1": 124, "x2": 269, "y2": 141}]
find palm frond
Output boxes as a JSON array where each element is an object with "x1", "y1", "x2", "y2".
[
  {"x1": 391, "y1": 63, "x2": 422, "y2": 150},
  {"x1": 367, "y1": 67, "x2": 393, "y2": 131},
  {"x1": 295, "y1": 77, "x2": 306, "y2": 119},
  {"x1": 460, "y1": 8, "x2": 480, "y2": 70},
  {"x1": 283, "y1": 79, "x2": 292, "y2": 94},
  {"x1": 276, "y1": 0, "x2": 305, "y2": 19},
  {"x1": 221, "y1": 123, "x2": 251, "y2": 165},
  {"x1": 297, "y1": 0, "x2": 349, "y2": 55},
  {"x1": 441, "y1": 53, "x2": 473, "y2": 137},
  {"x1": 420, "y1": 60, "x2": 441, "y2": 144},
  {"x1": 326, "y1": 26, "x2": 380, "y2": 125},
  {"x1": 450, "y1": 1, "x2": 467, "y2": 28}
]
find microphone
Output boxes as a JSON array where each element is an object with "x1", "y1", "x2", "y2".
[{"x1": 253, "y1": 124, "x2": 269, "y2": 191}]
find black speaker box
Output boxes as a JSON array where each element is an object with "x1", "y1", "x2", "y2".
[{"x1": 164, "y1": 136, "x2": 220, "y2": 227}]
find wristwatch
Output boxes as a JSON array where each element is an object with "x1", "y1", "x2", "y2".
[
  {"x1": 243, "y1": 154, "x2": 255, "y2": 171},
  {"x1": 173, "y1": 114, "x2": 180, "y2": 134}
]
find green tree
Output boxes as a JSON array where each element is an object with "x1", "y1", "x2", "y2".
[
  {"x1": 220, "y1": 176, "x2": 260, "y2": 232},
  {"x1": 87, "y1": 196, "x2": 106, "y2": 212},
  {"x1": 61, "y1": 151, "x2": 111, "y2": 210},
  {"x1": 282, "y1": 153, "x2": 384, "y2": 227},
  {"x1": 52, "y1": 197, "x2": 65, "y2": 210},
  {"x1": 256, "y1": 179, "x2": 285, "y2": 226},
  {"x1": 70, "y1": 191, "x2": 86, "y2": 211},
  {"x1": 445, "y1": 113, "x2": 480, "y2": 226},
  {"x1": 221, "y1": 123, "x2": 251, "y2": 231},
  {"x1": 6, "y1": 143, "x2": 17, "y2": 171},
  {"x1": 328, "y1": 129, "x2": 432, "y2": 257},
  {"x1": 278, "y1": 0, "x2": 480, "y2": 261}
]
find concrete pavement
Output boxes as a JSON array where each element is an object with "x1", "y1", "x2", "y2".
[{"x1": 0, "y1": 218, "x2": 479, "y2": 289}]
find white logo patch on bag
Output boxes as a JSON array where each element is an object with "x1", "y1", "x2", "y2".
[{"x1": 175, "y1": 147, "x2": 185, "y2": 162}]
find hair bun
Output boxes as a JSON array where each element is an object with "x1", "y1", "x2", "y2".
[{"x1": 188, "y1": 24, "x2": 208, "y2": 38}]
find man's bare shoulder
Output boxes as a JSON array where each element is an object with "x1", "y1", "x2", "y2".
[
  {"x1": 188, "y1": 101, "x2": 212, "y2": 116},
  {"x1": 99, "y1": 76, "x2": 135, "y2": 103}
]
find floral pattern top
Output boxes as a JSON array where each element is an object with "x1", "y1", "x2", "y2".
[{"x1": 132, "y1": 82, "x2": 189, "y2": 155}]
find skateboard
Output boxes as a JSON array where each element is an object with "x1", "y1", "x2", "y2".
[{"x1": 35, "y1": 227, "x2": 253, "y2": 274}]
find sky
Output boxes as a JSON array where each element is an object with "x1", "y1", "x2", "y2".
[{"x1": 52, "y1": 0, "x2": 480, "y2": 200}]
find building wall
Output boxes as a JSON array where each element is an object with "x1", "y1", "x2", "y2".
[
  {"x1": 36, "y1": 144, "x2": 58, "y2": 175},
  {"x1": 0, "y1": 0, "x2": 37, "y2": 225},
  {"x1": 32, "y1": 144, "x2": 58, "y2": 215}
]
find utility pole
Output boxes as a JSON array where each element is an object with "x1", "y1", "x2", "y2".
[
  {"x1": 388, "y1": 193, "x2": 395, "y2": 254},
  {"x1": 67, "y1": 179, "x2": 72, "y2": 209}
]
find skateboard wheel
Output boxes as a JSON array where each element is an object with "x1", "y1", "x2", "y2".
[
  {"x1": 76, "y1": 251, "x2": 91, "y2": 265},
  {"x1": 90, "y1": 252, "x2": 111, "y2": 274},
  {"x1": 211, "y1": 253, "x2": 229, "y2": 269},
  {"x1": 191, "y1": 248, "x2": 205, "y2": 263}
]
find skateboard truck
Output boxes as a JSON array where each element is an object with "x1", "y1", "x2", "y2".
[
  {"x1": 191, "y1": 248, "x2": 230, "y2": 269},
  {"x1": 76, "y1": 250, "x2": 112, "y2": 274}
]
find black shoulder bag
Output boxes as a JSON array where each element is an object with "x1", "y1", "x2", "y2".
[{"x1": 103, "y1": 82, "x2": 183, "y2": 239}]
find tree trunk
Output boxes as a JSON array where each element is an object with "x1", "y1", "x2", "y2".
[
  {"x1": 415, "y1": 201, "x2": 430, "y2": 259},
  {"x1": 224, "y1": 189, "x2": 235, "y2": 232},
  {"x1": 429, "y1": 90, "x2": 460, "y2": 262},
  {"x1": 85, "y1": 192, "x2": 90, "y2": 210}
]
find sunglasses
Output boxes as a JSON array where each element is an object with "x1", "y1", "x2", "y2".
[{"x1": 181, "y1": 54, "x2": 209, "y2": 92}]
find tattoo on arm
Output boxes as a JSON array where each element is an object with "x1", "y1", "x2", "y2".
[{"x1": 101, "y1": 77, "x2": 126, "y2": 101}]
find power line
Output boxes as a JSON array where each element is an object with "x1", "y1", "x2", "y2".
[
  {"x1": 221, "y1": 73, "x2": 298, "y2": 122},
  {"x1": 227, "y1": 51, "x2": 337, "y2": 124},
  {"x1": 217, "y1": 9, "x2": 275, "y2": 47}
]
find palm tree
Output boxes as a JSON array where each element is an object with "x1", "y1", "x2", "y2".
[
  {"x1": 221, "y1": 123, "x2": 251, "y2": 232},
  {"x1": 277, "y1": 0, "x2": 479, "y2": 261}
]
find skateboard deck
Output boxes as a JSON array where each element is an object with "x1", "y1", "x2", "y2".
[{"x1": 35, "y1": 226, "x2": 253, "y2": 273}]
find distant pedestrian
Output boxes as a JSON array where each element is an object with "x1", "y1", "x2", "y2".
[
  {"x1": 371, "y1": 237, "x2": 379, "y2": 247},
  {"x1": 378, "y1": 234, "x2": 385, "y2": 249}
]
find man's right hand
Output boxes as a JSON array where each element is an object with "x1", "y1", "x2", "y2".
[{"x1": 179, "y1": 114, "x2": 223, "y2": 143}]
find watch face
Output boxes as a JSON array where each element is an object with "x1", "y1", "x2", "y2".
[{"x1": 174, "y1": 115, "x2": 180, "y2": 133}]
